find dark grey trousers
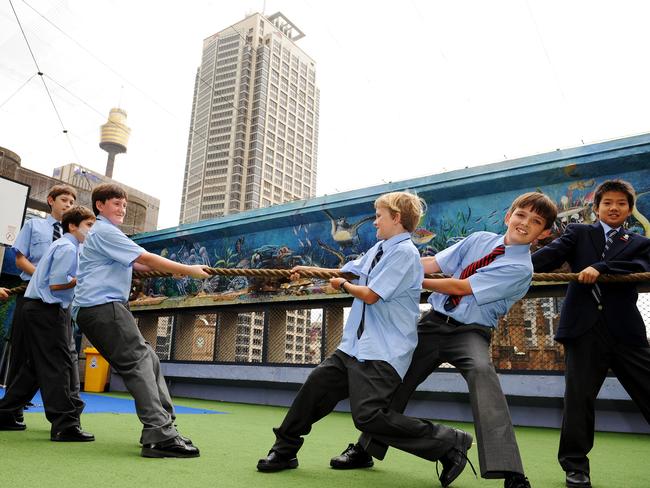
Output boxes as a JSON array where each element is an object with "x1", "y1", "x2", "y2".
[
  {"x1": 359, "y1": 311, "x2": 524, "y2": 478},
  {"x1": 0, "y1": 299, "x2": 84, "y2": 433},
  {"x1": 559, "y1": 319, "x2": 650, "y2": 474},
  {"x1": 272, "y1": 349, "x2": 458, "y2": 462},
  {"x1": 76, "y1": 302, "x2": 178, "y2": 444}
]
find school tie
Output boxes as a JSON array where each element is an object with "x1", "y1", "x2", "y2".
[
  {"x1": 444, "y1": 244, "x2": 506, "y2": 311},
  {"x1": 357, "y1": 246, "x2": 384, "y2": 339},
  {"x1": 52, "y1": 222, "x2": 62, "y2": 241},
  {"x1": 591, "y1": 228, "x2": 618, "y2": 305}
]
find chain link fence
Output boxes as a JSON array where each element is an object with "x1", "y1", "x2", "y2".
[{"x1": 131, "y1": 291, "x2": 650, "y2": 373}]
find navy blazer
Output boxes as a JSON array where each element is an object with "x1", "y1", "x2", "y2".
[{"x1": 532, "y1": 223, "x2": 650, "y2": 346}]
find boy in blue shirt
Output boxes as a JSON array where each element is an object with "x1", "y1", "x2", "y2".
[
  {"x1": 0, "y1": 184, "x2": 76, "y2": 430},
  {"x1": 333, "y1": 192, "x2": 557, "y2": 488},
  {"x1": 72, "y1": 183, "x2": 210, "y2": 458},
  {"x1": 257, "y1": 192, "x2": 474, "y2": 479},
  {"x1": 0, "y1": 206, "x2": 95, "y2": 441}
]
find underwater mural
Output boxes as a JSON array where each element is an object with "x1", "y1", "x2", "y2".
[{"x1": 127, "y1": 135, "x2": 650, "y2": 311}]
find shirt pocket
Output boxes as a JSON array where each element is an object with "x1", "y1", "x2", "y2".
[{"x1": 30, "y1": 238, "x2": 51, "y2": 261}]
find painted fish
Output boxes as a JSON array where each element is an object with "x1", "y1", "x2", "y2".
[{"x1": 411, "y1": 228, "x2": 436, "y2": 245}]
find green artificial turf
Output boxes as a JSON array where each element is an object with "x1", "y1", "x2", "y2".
[{"x1": 1, "y1": 393, "x2": 648, "y2": 488}]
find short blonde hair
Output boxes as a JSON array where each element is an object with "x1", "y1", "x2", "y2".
[{"x1": 374, "y1": 192, "x2": 426, "y2": 233}]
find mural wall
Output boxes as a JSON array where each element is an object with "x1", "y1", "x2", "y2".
[{"x1": 130, "y1": 136, "x2": 650, "y2": 310}]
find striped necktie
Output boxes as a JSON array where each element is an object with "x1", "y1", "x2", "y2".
[
  {"x1": 357, "y1": 246, "x2": 384, "y2": 339},
  {"x1": 52, "y1": 222, "x2": 62, "y2": 241},
  {"x1": 591, "y1": 228, "x2": 618, "y2": 305},
  {"x1": 444, "y1": 244, "x2": 506, "y2": 311}
]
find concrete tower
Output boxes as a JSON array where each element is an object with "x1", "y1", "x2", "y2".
[{"x1": 100, "y1": 108, "x2": 131, "y2": 178}]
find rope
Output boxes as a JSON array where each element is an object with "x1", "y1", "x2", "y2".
[
  {"x1": 4, "y1": 270, "x2": 649, "y2": 297},
  {"x1": 132, "y1": 267, "x2": 650, "y2": 283}
]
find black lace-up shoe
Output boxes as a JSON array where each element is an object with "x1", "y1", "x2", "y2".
[
  {"x1": 257, "y1": 450, "x2": 299, "y2": 472},
  {"x1": 504, "y1": 473, "x2": 532, "y2": 488},
  {"x1": 141, "y1": 435, "x2": 200, "y2": 458},
  {"x1": 330, "y1": 443, "x2": 374, "y2": 469},
  {"x1": 438, "y1": 429, "x2": 474, "y2": 487}
]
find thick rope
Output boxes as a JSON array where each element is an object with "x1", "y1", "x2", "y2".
[
  {"x1": 132, "y1": 267, "x2": 650, "y2": 283},
  {"x1": 4, "y1": 269, "x2": 650, "y2": 297}
]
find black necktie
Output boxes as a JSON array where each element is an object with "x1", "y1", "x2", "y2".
[
  {"x1": 53, "y1": 222, "x2": 62, "y2": 241},
  {"x1": 444, "y1": 244, "x2": 506, "y2": 311},
  {"x1": 591, "y1": 228, "x2": 618, "y2": 305},
  {"x1": 357, "y1": 246, "x2": 384, "y2": 339}
]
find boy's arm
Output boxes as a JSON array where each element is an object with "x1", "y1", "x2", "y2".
[
  {"x1": 0, "y1": 288, "x2": 9, "y2": 300},
  {"x1": 421, "y1": 256, "x2": 441, "y2": 274},
  {"x1": 330, "y1": 277, "x2": 380, "y2": 305},
  {"x1": 532, "y1": 225, "x2": 579, "y2": 272},
  {"x1": 136, "y1": 251, "x2": 210, "y2": 279},
  {"x1": 580, "y1": 238, "x2": 650, "y2": 283},
  {"x1": 291, "y1": 265, "x2": 341, "y2": 274},
  {"x1": 422, "y1": 277, "x2": 472, "y2": 296},
  {"x1": 48, "y1": 246, "x2": 77, "y2": 291},
  {"x1": 15, "y1": 252, "x2": 36, "y2": 276}
]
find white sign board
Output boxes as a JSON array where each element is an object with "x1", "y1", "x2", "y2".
[{"x1": 0, "y1": 176, "x2": 29, "y2": 247}]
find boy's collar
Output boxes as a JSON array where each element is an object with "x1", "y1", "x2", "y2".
[
  {"x1": 500, "y1": 234, "x2": 531, "y2": 253},
  {"x1": 380, "y1": 231, "x2": 412, "y2": 251},
  {"x1": 96, "y1": 215, "x2": 117, "y2": 227},
  {"x1": 46, "y1": 214, "x2": 58, "y2": 224},
  {"x1": 63, "y1": 233, "x2": 79, "y2": 246}
]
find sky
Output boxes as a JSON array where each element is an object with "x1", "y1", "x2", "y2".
[{"x1": 2, "y1": 0, "x2": 650, "y2": 230}]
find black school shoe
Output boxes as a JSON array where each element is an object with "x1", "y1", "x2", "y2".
[
  {"x1": 51, "y1": 426, "x2": 95, "y2": 442},
  {"x1": 257, "y1": 450, "x2": 299, "y2": 472},
  {"x1": 504, "y1": 473, "x2": 532, "y2": 488},
  {"x1": 0, "y1": 413, "x2": 26, "y2": 431},
  {"x1": 330, "y1": 443, "x2": 374, "y2": 469},
  {"x1": 141, "y1": 435, "x2": 200, "y2": 458},
  {"x1": 438, "y1": 429, "x2": 475, "y2": 487}
]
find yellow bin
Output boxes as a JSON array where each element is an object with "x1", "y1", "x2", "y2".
[{"x1": 83, "y1": 347, "x2": 110, "y2": 392}]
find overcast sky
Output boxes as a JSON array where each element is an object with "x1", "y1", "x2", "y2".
[{"x1": 2, "y1": 0, "x2": 650, "y2": 229}]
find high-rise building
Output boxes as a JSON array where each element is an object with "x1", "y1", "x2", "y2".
[{"x1": 179, "y1": 12, "x2": 320, "y2": 224}]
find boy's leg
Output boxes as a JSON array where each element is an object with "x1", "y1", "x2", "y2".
[
  {"x1": 610, "y1": 342, "x2": 650, "y2": 423},
  {"x1": 559, "y1": 324, "x2": 610, "y2": 476},
  {"x1": 65, "y1": 311, "x2": 85, "y2": 419},
  {"x1": 77, "y1": 303, "x2": 178, "y2": 444},
  {"x1": 348, "y1": 358, "x2": 459, "y2": 462},
  {"x1": 22, "y1": 301, "x2": 80, "y2": 435},
  {"x1": 358, "y1": 318, "x2": 445, "y2": 459},
  {"x1": 5, "y1": 293, "x2": 30, "y2": 420},
  {"x1": 270, "y1": 350, "x2": 350, "y2": 457},
  {"x1": 448, "y1": 326, "x2": 525, "y2": 479}
]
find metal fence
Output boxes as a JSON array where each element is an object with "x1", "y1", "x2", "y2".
[{"x1": 131, "y1": 288, "x2": 650, "y2": 373}]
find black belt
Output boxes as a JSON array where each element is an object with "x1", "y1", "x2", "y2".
[{"x1": 431, "y1": 310, "x2": 465, "y2": 327}]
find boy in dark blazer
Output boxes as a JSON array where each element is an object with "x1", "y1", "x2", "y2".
[{"x1": 532, "y1": 179, "x2": 650, "y2": 488}]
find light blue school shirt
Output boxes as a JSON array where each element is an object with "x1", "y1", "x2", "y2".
[
  {"x1": 72, "y1": 216, "x2": 145, "y2": 314},
  {"x1": 12, "y1": 215, "x2": 59, "y2": 281},
  {"x1": 24, "y1": 233, "x2": 79, "y2": 309},
  {"x1": 430, "y1": 231, "x2": 532, "y2": 328},
  {"x1": 338, "y1": 232, "x2": 423, "y2": 379}
]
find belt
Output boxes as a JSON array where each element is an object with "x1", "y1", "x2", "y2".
[{"x1": 431, "y1": 310, "x2": 465, "y2": 327}]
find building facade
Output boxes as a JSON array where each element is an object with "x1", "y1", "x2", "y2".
[{"x1": 179, "y1": 12, "x2": 320, "y2": 223}]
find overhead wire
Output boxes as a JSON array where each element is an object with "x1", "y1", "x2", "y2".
[
  {"x1": 8, "y1": 0, "x2": 80, "y2": 163},
  {"x1": 0, "y1": 73, "x2": 36, "y2": 110}
]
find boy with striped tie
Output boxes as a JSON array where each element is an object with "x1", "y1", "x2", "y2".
[
  {"x1": 533, "y1": 180, "x2": 650, "y2": 488},
  {"x1": 257, "y1": 192, "x2": 474, "y2": 482},
  {"x1": 333, "y1": 192, "x2": 557, "y2": 488}
]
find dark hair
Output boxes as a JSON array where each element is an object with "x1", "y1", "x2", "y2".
[
  {"x1": 508, "y1": 192, "x2": 558, "y2": 229},
  {"x1": 62, "y1": 206, "x2": 96, "y2": 233},
  {"x1": 91, "y1": 183, "x2": 128, "y2": 216},
  {"x1": 47, "y1": 184, "x2": 77, "y2": 209},
  {"x1": 594, "y1": 179, "x2": 635, "y2": 209}
]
